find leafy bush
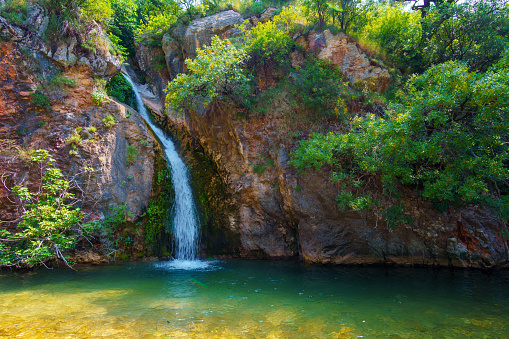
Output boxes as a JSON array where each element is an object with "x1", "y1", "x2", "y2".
[
  {"x1": 166, "y1": 36, "x2": 251, "y2": 110},
  {"x1": 92, "y1": 78, "x2": 108, "y2": 104},
  {"x1": 0, "y1": 0, "x2": 28, "y2": 25},
  {"x1": 240, "y1": 9, "x2": 295, "y2": 68},
  {"x1": 134, "y1": 6, "x2": 181, "y2": 47},
  {"x1": 106, "y1": 73, "x2": 137, "y2": 110},
  {"x1": 50, "y1": 74, "x2": 77, "y2": 89},
  {"x1": 291, "y1": 53, "x2": 509, "y2": 217},
  {"x1": 126, "y1": 144, "x2": 138, "y2": 164},
  {"x1": 291, "y1": 59, "x2": 346, "y2": 117},
  {"x1": 102, "y1": 114, "x2": 116, "y2": 128},
  {"x1": 30, "y1": 91, "x2": 51, "y2": 111},
  {"x1": 0, "y1": 150, "x2": 97, "y2": 268},
  {"x1": 359, "y1": 3, "x2": 422, "y2": 66}
]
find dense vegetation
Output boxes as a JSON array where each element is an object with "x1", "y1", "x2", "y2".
[{"x1": 1, "y1": 0, "x2": 509, "y2": 268}]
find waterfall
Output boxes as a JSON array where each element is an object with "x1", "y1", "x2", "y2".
[{"x1": 122, "y1": 73, "x2": 201, "y2": 263}]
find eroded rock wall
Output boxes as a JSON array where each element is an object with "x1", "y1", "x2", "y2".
[
  {"x1": 137, "y1": 10, "x2": 508, "y2": 268},
  {"x1": 0, "y1": 6, "x2": 163, "y2": 262}
]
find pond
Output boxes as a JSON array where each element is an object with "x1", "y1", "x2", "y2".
[{"x1": 1, "y1": 259, "x2": 508, "y2": 338}]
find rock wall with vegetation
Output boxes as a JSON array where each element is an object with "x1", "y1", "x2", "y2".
[
  {"x1": 138, "y1": 1, "x2": 509, "y2": 268},
  {"x1": 0, "y1": 0, "x2": 172, "y2": 267}
]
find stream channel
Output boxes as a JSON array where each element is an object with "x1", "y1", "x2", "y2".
[
  {"x1": 1, "y1": 76, "x2": 508, "y2": 339},
  {"x1": 0, "y1": 260, "x2": 508, "y2": 338}
]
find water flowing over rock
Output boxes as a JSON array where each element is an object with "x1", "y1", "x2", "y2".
[{"x1": 123, "y1": 74, "x2": 201, "y2": 261}]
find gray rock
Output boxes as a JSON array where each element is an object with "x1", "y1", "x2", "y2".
[{"x1": 183, "y1": 10, "x2": 243, "y2": 59}]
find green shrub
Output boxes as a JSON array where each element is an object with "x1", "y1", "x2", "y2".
[
  {"x1": 0, "y1": 0, "x2": 28, "y2": 25},
  {"x1": 0, "y1": 150, "x2": 97, "y2": 268},
  {"x1": 106, "y1": 73, "x2": 137, "y2": 110},
  {"x1": 30, "y1": 91, "x2": 51, "y2": 111},
  {"x1": 166, "y1": 36, "x2": 251, "y2": 110},
  {"x1": 126, "y1": 144, "x2": 138, "y2": 164},
  {"x1": 240, "y1": 8, "x2": 296, "y2": 68},
  {"x1": 50, "y1": 74, "x2": 77, "y2": 91},
  {"x1": 292, "y1": 53, "x2": 509, "y2": 218},
  {"x1": 291, "y1": 59, "x2": 346, "y2": 117},
  {"x1": 102, "y1": 114, "x2": 116, "y2": 129},
  {"x1": 359, "y1": 3, "x2": 421, "y2": 66},
  {"x1": 92, "y1": 78, "x2": 108, "y2": 104}
]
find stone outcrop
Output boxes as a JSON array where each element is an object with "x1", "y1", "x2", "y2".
[
  {"x1": 183, "y1": 10, "x2": 243, "y2": 59},
  {"x1": 314, "y1": 30, "x2": 391, "y2": 92},
  {"x1": 0, "y1": 10, "x2": 161, "y2": 261},
  {"x1": 0, "y1": 2, "x2": 121, "y2": 77},
  {"x1": 153, "y1": 99, "x2": 509, "y2": 268}
]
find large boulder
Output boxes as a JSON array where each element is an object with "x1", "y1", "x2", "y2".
[
  {"x1": 183, "y1": 10, "x2": 243, "y2": 59},
  {"x1": 316, "y1": 30, "x2": 391, "y2": 92}
]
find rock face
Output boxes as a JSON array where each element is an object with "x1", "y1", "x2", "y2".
[
  {"x1": 132, "y1": 10, "x2": 507, "y2": 268},
  {"x1": 154, "y1": 99, "x2": 509, "y2": 268},
  {"x1": 315, "y1": 30, "x2": 391, "y2": 92},
  {"x1": 183, "y1": 10, "x2": 243, "y2": 59},
  {"x1": 0, "y1": 9, "x2": 161, "y2": 261},
  {"x1": 0, "y1": 2, "x2": 121, "y2": 77}
]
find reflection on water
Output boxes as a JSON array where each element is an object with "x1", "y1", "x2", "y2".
[{"x1": 0, "y1": 260, "x2": 508, "y2": 338}]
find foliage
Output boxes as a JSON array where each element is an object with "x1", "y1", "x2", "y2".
[
  {"x1": 0, "y1": 150, "x2": 97, "y2": 268},
  {"x1": 291, "y1": 54, "x2": 509, "y2": 217},
  {"x1": 50, "y1": 74, "x2": 77, "y2": 89},
  {"x1": 106, "y1": 73, "x2": 137, "y2": 110},
  {"x1": 109, "y1": 0, "x2": 138, "y2": 56},
  {"x1": 360, "y1": 3, "x2": 422, "y2": 66},
  {"x1": 418, "y1": 0, "x2": 509, "y2": 73},
  {"x1": 291, "y1": 58, "x2": 346, "y2": 117},
  {"x1": 92, "y1": 78, "x2": 108, "y2": 104},
  {"x1": 102, "y1": 114, "x2": 116, "y2": 129},
  {"x1": 0, "y1": 0, "x2": 28, "y2": 25},
  {"x1": 239, "y1": 8, "x2": 296, "y2": 68},
  {"x1": 300, "y1": 0, "x2": 329, "y2": 31},
  {"x1": 126, "y1": 144, "x2": 138, "y2": 165},
  {"x1": 166, "y1": 36, "x2": 251, "y2": 110},
  {"x1": 135, "y1": 10, "x2": 181, "y2": 47},
  {"x1": 30, "y1": 91, "x2": 52, "y2": 111},
  {"x1": 356, "y1": 0, "x2": 509, "y2": 73}
]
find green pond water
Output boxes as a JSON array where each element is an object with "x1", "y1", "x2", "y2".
[{"x1": 0, "y1": 259, "x2": 508, "y2": 338}]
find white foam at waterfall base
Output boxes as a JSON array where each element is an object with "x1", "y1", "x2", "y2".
[{"x1": 123, "y1": 73, "x2": 207, "y2": 269}]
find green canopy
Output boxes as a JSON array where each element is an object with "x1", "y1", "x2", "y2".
[{"x1": 327, "y1": 2, "x2": 343, "y2": 12}]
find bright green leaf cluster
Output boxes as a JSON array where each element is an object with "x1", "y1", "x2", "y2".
[
  {"x1": 0, "y1": 150, "x2": 97, "y2": 268},
  {"x1": 292, "y1": 51, "x2": 509, "y2": 217},
  {"x1": 165, "y1": 36, "x2": 251, "y2": 110}
]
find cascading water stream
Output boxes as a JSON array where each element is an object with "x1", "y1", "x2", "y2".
[{"x1": 122, "y1": 73, "x2": 201, "y2": 265}]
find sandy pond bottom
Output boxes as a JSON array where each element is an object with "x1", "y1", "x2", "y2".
[{"x1": 0, "y1": 259, "x2": 508, "y2": 338}]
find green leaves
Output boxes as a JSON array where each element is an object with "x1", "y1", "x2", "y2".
[
  {"x1": 166, "y1": 36, "x2": 251, "y2": 110},
  {"x1": 0, "y1": 150, "x2": 92, "y2": 268},
  {"x1": 291, "y1": 51, "x2": 509, "y2": 217}
]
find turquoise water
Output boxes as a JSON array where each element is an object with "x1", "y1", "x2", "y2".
[{"x1": 1, "y1": 260, "x2": 508, "y2": 338}]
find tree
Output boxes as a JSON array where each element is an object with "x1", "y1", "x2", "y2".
[
  {"x1": 165, "y1": 36, "x2": 251, "y2": 110},
  {"x1": 291, "y1": 49, "x2": 509, "y2": 216},
  {"x1": 301, "y1": 0, "x2": 329, "y2": 31},
  {"x1": 0, "y1": 150, "x2": 97, "y2": 268}
]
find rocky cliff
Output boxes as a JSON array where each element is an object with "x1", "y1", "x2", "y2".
[
  {"x1": 138, "y1": 10, "x2": 509, "y2": 268},
  {"x1": 0, "y1": 4, "x2": 164, "y2": 263}
]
